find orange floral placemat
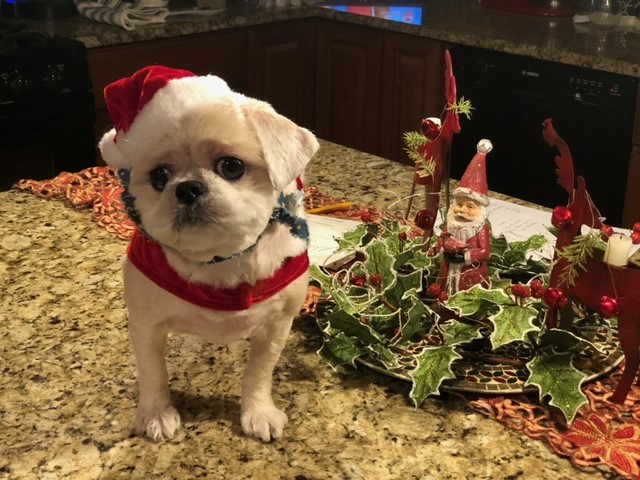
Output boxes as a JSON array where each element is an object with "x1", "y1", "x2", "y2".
[{"x1": 13, "y1": 167, "x2": 640, "y2": 479}]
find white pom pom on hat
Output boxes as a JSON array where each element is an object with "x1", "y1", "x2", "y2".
[
  {"x1": 453, "y1": 139, "x2": 492, "y2": 206},
  {"x1": 98, "y1": 65, "x2": 232, "y2": 169}
]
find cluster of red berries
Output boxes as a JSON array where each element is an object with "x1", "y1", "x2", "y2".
[
  {"x1": 509, "y1": 279, "x2": 547, "y2": 303},
  {"x1": 602, "y1": 222, "x2": 640, "y2": 244},
  {"x1": 349, "y1": 273, "x2": 383, "y2": 288},
  {"x1": 426, "y1": 283, "x2": 448, "y2": 302}
]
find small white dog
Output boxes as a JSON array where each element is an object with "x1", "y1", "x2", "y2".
[{"x1": 98, "y1": 66, "x2": 318, "y2": 442}]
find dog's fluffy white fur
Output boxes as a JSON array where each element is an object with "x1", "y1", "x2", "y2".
[{"x1": 103, "y1": 86, "x2": 318, "y2": 441}]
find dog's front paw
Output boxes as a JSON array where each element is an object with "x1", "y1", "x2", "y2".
[
  {"x1": 241, "y1": 406, "x2": 288, "y2": 442},
  {"x1": 135, "y1": 406, "x2": 181, "y2": 441}
]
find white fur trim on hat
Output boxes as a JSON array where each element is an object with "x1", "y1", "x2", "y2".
[{"x1": 99, "y1": 75, "x2": 232, "y2": 169}]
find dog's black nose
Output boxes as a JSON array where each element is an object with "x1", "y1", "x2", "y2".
[{"x1": 175, "y1": 181, "x2": 207, "y2": 205}]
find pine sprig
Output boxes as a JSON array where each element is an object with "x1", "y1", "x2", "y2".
[
  {"x1": 447, "y1": 96, "x2": 474, "y2": 120},
  {"x1": 403, "y1": 131, "x2": 436, "y2": 179},
  {"x1": 556, "y1": 232, "x2": 606, "y2": 287}
]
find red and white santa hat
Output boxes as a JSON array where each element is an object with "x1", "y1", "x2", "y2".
[
  {"x1": 98, "y1": 65, "x2": 233, "y2": 169},
  {"x1": 453, "y1": 139, "x2": 492, "y2": 206}
]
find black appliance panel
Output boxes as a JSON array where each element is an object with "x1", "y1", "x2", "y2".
[
  {"x1": 0, "y1": 22, "x2": 95, "y2": 190},
  {"x1": 450, "y1": 46, "x2": 637, "y2": 227}
]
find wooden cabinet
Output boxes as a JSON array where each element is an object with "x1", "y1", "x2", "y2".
[
  {"x1": 315, "y1": 20, "x2": 445, "y2": 161},
  {"x1": 379, "y1": 32, "x2": 444, "y2": 165},
  {"x1": 88, "y1": 29, "x2": 247, "y2": 141},
  {"x1": 315, "y1": 20, "x2": 383, "y2": 156},
  {"x1": 247, "y1": 19, "x2": 317, "y2": 130}
]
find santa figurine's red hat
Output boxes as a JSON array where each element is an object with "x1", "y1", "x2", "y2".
[
  {"x1": 98, "y1": 65, "x2": 233, "y2": 169},
  {"x1": 453, "y1": 139, "x2": 492, "y2": 206}
]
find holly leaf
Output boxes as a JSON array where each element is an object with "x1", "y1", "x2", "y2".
[
  {"x1": 538, "y1": 328, "x2": 607, "y2": 354},
  {"x1": 489, "y1": 304, "x2": 540, "y2": 349},
  {"x1": 337, "y1": 223, "x2": 370, "y2": 251},
  {"x1": 327, "y1": 309, "x2": 386, "y2": 345},
  {"x1": 409, "y1": 345, "x2": 461, "y2": 406},
  {"x1": 386, "y1": 269, "x2": 423, "y2": 309},
  {"x1": 317, "y1": 333, "x2": 364, "y2": 369},
  {"x1": 524, "y1": 346, "x2": 588, "y2": 423},
  {"x1": 308, "y1": 264, "x2": 334, "y2": 292},
  {"x1": 446, "y1": 286, "x2": 511, "y2": 317},
  {"x1": 441, "y1": 320, "x2": 483, "y2": 346},
  {"x1": 367, "y1": 343, "x2": 401, "y2": 370},
  {"x1": 399, "y1": 299, "x2": 429, "y2": 343}
]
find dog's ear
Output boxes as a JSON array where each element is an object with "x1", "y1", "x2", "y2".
[{"x1": 241, "y1": 98, "x2": 319, "y2": 191}]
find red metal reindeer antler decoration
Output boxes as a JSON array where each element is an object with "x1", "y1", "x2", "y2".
[{"x1": 544, "y1": 118, "x2": 640, "y2": 404}]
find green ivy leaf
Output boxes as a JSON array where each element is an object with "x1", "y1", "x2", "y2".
[
  {"x1": 489, "y1": 304, "x2": 540, "y2": 349},
  {"x1": 317, "y1": 333, "x2": 364, "y2": 369},
  {"x1": 409, "y1": 346, "x2": 461, "y2": 406},
  {"x1": 524, "y1": 347, "x2": 588, "y2": 423},
  {"x1": 441, "y1": 320, "x2": 483, "y2": 346}
]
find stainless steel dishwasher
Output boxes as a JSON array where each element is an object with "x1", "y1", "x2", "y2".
[{"x1": 449, "y1": 45, "x2": 637, "y2": 227}]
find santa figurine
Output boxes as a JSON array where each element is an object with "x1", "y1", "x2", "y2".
[{"x1": 432, "y1": 139, "x2": 493, "y2": 295}]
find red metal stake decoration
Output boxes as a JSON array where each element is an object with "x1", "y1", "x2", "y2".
[{"x1": 408, "y1": 49, "x2": 461, "y2": 240}]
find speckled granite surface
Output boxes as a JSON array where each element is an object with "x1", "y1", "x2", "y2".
[
  {"x1": 0, "y1": 141, "x2": 613, "y2": 480},
  {"x1": 15, "y1": 0, "x2": 640, "y2": 78}
]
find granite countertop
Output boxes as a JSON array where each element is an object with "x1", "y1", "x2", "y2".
[
  {"x1": 0, "y1": 141, "x2": 613, "y2": 479},
  {"x1": 17, "y1": 0, "x2": 640, "y2": 78}
]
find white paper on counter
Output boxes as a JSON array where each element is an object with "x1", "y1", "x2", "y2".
[
  {"x1": 307, "y1": 214, "x2": 360, "y2": 268},
  {"x1": 307, "y1": 197, "x2": 636, "y2": 266}
]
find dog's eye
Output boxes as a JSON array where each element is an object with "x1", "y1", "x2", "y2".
[
  {"x1": 215, "y1": 157, "x2": 245, "y2": 181},
  {"x1": 149, "y1": 167, "x2": 171, "y2": 192}
]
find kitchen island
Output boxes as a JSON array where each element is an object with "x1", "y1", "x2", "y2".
[{"x1": 0, "y1": 141, "x2": 614, "y2": 479}]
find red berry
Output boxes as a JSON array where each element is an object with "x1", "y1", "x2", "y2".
[
  {"x1": 600, "y1": 295, "x2": 620, "y2": 318},
  {"x1": 551, "y1": 206, "x2": 573, "y2": 229},
  {"x1": 530, "y1": 279, "x2": 543, "y2": 292},
  {"x1": 438, "y1": 291, "x2": 449, "y2": 302},
  {"x1": 511, "y1": 284, "x2": 531, "y2": 299},
  {"x1": 414, "y1": 209, "x2": 435, "y2": 231},
  {"x1": 543, "y1": 287, "x2": 568, "y2": 309},
  {"x1": 633, "y1": 222, "x2": 640, "y2": 233},
  {"x1": 369, "y1": 274, "x2": 383, "y2": 287},
  {"x1": 426, "y1": 283, "x2": 442, "y2": 298},
  {"x1": 350, "y1": 274, "x2": 366, "y2": 287},
  {"x1": 632, "y1": 231, "x2": 640, "y2": 245},
  {"x1": 398, "y1": 232, "x2": 408, "y2": 241},
  {"x1": 420, "y1": 118, "x2": 441, "y2": 141},
  {"x1": 600, "y1": 225, "x2": 614, "y2": 240},
  {"x1": 360, "y1": 211, "x2": 374, "y2": 223}
]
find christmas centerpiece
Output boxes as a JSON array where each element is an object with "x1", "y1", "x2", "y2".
[{"x1": 310, "y1": 50, "x2": 639, "y2": 425}]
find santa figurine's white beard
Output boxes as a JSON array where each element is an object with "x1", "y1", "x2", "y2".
[{"x1": 446, "y1": 207, "x2": 487, "y2": 242}]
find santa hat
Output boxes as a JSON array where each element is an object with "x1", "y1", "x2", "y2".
[
  {"x1": 98, "y1": 65, "x2": 233, "y2": 169},
  {"x1": 453, "y1": 139, "x2": 492, "y2": 206}
]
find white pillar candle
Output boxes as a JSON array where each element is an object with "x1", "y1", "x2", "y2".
[{"x1": 603, "y1": 234, "x2": 632, "y2": 267}]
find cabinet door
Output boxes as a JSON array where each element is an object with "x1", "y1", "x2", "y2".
[
  {"x1": 379, "y1": 32, "x2": 444, "y2": 165},
  {"x1": 88, "y1": 29, "x2": 247, "y2": 141},
  {"x1": 315, "y1": 20, "x2": 382, "y2": 155},
  {"x1": 247, "y1": 19, "x2": 316, "y2": 129}
]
